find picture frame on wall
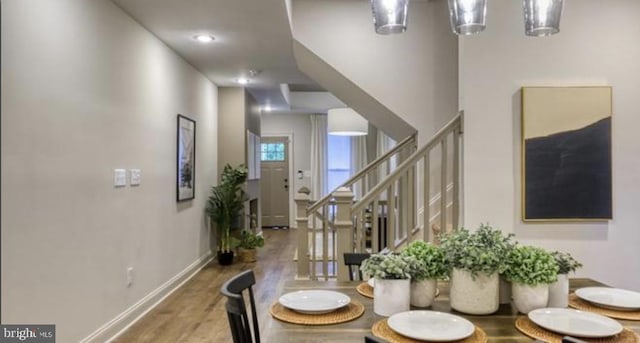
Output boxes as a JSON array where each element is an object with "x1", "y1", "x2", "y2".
[
  {"x1": 521, "y1": 86, "x2": 613, "y2": 221},
  {"x1": 177, "y1": 114, "x2": 196, "y2": 201}
]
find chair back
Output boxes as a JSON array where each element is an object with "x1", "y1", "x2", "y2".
[
  {"x1": 343, "y1": 253, "x2": 371, "y2": 281},
  {"x1": 221, "y1": 270, "x2": 260, "y2": 343}
]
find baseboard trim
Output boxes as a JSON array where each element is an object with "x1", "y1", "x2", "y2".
[{"x1": 80, "y1": 252, "x2": 213, "y2": 343}]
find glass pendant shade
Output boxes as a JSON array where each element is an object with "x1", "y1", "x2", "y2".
[
  {"x1": 327, "y1": 108, "x2": 368, "y2": 136},
  {"x1": 447, "y1": 0, "x2": 487, "y2": 35},
  {"x1": 370, "y1": 0, "x2": 409, "y2": 35},
  {"x1": 523, "y1": 0, "x2": 564, "y2": 37}
]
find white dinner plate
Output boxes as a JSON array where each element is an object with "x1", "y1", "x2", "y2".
[
  {"x1": 387, "y1": 311, "x2": 475, "y2": 342},
  {"x1": 528, "y1": 308, "x2": 623, "y2": 338},
  {"x1": 576, "y1": 287, "x2": 640, "y2": 311},
  {"x1": 278, "y1": 290, "x2": 350, "y2": 314},
  {"x1": 367, "y1": 278, "x2": 375, "y2": 288}
]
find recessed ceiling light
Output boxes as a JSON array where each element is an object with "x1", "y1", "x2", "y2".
[
  {"x1": 263, "y1": 105, "x2": 272, "y2": 112},
  {"x1": 193, "y1": 35, "x2": 215, "y2": 43},
  {"x1": 236, "y1": 78, "x2": 250, "y2": 85}
]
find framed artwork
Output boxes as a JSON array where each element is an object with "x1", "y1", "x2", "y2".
[
  {"x1": 521, "y1": 86, "x2": 612, "y2": 221},
  {"x1": 177, "y1": 114, "x2": 196, "y2": 201}
]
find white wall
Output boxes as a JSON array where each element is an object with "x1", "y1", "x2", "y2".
[
  {"x1": 292, "y1": 0, "x2": 458, "y2": 145},
  {"x1": 1, "y1": 0, "x2": 218, "y2": 341},
  {"x1": 462, "y1": 0, "x2": 640, "y2": 290},
  {"x1": 261, "y1": 112, "x2": 313, "y2": 227}
]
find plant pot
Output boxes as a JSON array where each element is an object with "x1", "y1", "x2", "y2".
[
  {"x1": 410, "y1": 279, "x2": 437, "y2": 308},
  {"x1": 217, "y1": 250, "x2": 234, "y2": 265},
  {"x1": 499, "y1": 275, "x2": 512, "y2": 305},
  {"x1": 512, "y1": 282, "x2": 549, "y2": 314},
  {"x1": 548, "y1": 273, "x2": 569, "y2": 308},
  {"x1": 239, "y1": 248, "x2": 257, "y2": 263},
  {"x1": 374, "y1": 278, "x2": 410, "y2": 316},
  {"x1": 450, "y1": 268, "x2": 499, "y2": 315}
]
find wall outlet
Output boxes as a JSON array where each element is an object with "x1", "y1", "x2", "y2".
[
  {"x1": 130, "y1": 169, "x2": 141, "y2": 186},
  {"x1": 126, "y1": 267, "x2": 134, "y2": 287}
]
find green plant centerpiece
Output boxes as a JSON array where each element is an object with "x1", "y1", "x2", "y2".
[
  {"x1": 400, "y1": 240, "x2": 447, "y2": 307},
  {"x1": 206, "y1": 164, "x2": 248, "y2": 265},
  {"x1": 548, "y1": 251, "x2": 583, "y2": 307},
  {"x1": 504, "y1": 245, "x2": 559, "y2": 313},
  {"x1": 439, "y1": 224, "x2": 516, "y2": 315},
  {"x1": 361, "y1": 253, "x2": 419, "y2": 316},
  {"x1": 237, "y1": 230, "x2": 265, "y2": 263}
]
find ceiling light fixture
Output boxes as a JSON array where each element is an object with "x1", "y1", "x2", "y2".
[
  {"x1": 236, "y1": 77, "x2": 250, "y2": 85},
  {"x1": 327, "y1": 108, "x2": 368, "y2": 136},
  {"x1": 447, "y1": 0, "x2": 487, "y2": 35},
  {"x1": 370, "y1": 0, "x2": 409, "y2": 35},
  {"x1": 193, "y1": 35, "x2": 215, "y2": 43},
  {"x1": 523, "y1": 0, "x2": 564, "y2": 37},
  {"x1": 263, "y1": 105, "x2": 272, "y2": 112}
]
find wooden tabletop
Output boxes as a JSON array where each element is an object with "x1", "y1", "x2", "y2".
[{"x1": 263, "y1": 278, "x2": 640, "y2": 343}]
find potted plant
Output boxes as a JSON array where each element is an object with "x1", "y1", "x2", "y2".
[
  {"x1": 361, "y1": 253, "x2": 420, "y2": 316},
  {"x1": 548, "y1": 251, "x2": 583, "y2": 307},
  {"x1": 237, "y1": 229, "x2": 264, "y2": 263},
  {"x1": 439, "y1": 224, "x2": 516, "y2": 315},
  {"x1": 400, "y1": 240, "x2": 448, "y2": 308},
  {"x1": 206, "y1": 164, "x2": 248, "y2": 265},
  {"x1": 504, "y1": 246, "x2": 559, "y2": 313}
]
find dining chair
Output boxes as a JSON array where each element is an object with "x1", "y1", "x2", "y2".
[
  {"x1": 364, "y1": 335, "x2": 389, "y2": 343},
  {"x1": 220, "y1": 269, "x2": 260, "y2": 343},
  {"x1": 343, "y1": 253, "x2": 371, "y2": 281}
]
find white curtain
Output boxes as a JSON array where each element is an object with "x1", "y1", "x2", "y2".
[
  {"x1": 350, "y1": 136, "x2": 368, "y2": 198},
  {"x1": 310, "y1": 114, "x2": 328, "y2": 200},
  {"x1": 376, "y1": 128, "x2": 397, "y2": 179}
]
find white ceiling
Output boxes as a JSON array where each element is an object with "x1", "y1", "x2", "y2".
[{"x1": 112, "y1": 0, "x2": 323, "y2": 110}]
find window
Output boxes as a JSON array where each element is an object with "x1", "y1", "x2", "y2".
[
  {"x1": 261, "y1": 143, "x2": 285, "y2": 161},
  {"x1": 327, "y1": 135, "x2": 351, "y2": 191}
]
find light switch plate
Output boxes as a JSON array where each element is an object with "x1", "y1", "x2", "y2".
[
  {"x1": 130, "y1": 169, "x2": 141, "y2": 186},
  {"x1": 114, "y1": 169, "x2": 127, "y2": 187}
]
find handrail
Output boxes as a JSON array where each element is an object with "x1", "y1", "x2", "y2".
[
  {"x1": 352, "y1": 113, "x2": 462, "y2": 214},
  {"x1": 306, "y1": 133, "x2": 417, "y2": 214}
]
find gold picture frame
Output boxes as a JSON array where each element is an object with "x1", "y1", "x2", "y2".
[{"x1": 521, "y1": 86, "x2": 612, "y2": 222}]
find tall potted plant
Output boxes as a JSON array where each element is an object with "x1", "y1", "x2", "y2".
[
  {"x1": 504, "y1": 246, "x2": 558, "y2": 313},
  {"x1": 548, "y1": 251, "x2": 583, "y2": 307},
  {"x1": 361, "y1": 253, "x2": 420, "y2": 316},
  {"x1": 206, "y1": 164, "x2": 248, "y2": 265},
  {"x1": 401, "y1": 240, "x2": 448, "y2": 308},
  {"x1": 439, "y1": 224, "x2": 515, "y2": 315}
]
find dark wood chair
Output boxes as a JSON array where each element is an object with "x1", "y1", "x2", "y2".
[
  {"x1": 343, "y1": 253, "x2": 371, "y2": 281},
  {"x1": 220, "y1": 269, "x2": 260, "y2": 343},
  {"x1": 365, "y1": 335, "x2": 389, "y2": 343}
]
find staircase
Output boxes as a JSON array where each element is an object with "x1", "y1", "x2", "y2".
[{"x1": 295, "y1": 112, "x2": 463, "y2": 281}]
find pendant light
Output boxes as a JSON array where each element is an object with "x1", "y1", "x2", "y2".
[
  {"x1": 523, "y1": 0, "x2": 564, "y2": 37},
  {"x1": 327, "y1": 108, "x2": 368, "y2": 136},
  {"x1": 447, "y1": 0, "x2": 487, "y2": 35},
  {"x1": 370, "y1": 0, "x2": 409, "y2": 35}
]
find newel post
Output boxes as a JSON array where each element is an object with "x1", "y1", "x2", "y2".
[
  {"x1": 333, "y1": 187, "x2": 354, "y2": 282},
  {"x1": 295, "y1": 191, "x2": 310, "y2": 280}
]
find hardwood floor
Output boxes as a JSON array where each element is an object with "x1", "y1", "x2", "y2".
[{"x1": 114, "y1": 228, "x2": 297, "y2": 343}]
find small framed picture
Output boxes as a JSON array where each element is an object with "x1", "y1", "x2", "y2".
[{"x1": 177, "y1": 114, "x2": 196, "y2": 201}]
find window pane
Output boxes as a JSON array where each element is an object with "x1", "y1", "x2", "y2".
[{"x1": 327, "y1": 135, "x2": 351, "y2": 191}]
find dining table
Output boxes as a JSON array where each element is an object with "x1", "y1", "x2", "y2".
[{"x1": 262, "y1": 278, "x2": 640, "y2": 343}]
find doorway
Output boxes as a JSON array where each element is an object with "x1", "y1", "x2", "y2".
[{"x1": 260, "y1": 136, "x2": 290, "y2": 228}]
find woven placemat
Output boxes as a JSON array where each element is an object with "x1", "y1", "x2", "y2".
[
  {"x1": 515, "y1": 316, "x2": 639, "y2": 343},
  {"x1": 569, "y1": 293, "x2": 640, "y2": 321},
  {"x1": 270, "y1": 300, "x2": 364, "y2": 325},
  {"x1": 356, "y1": 283, "x2": 441, "y2": 300},
  {"x1": 372, "y1": 319, "x2": 487, "y2": 343}
]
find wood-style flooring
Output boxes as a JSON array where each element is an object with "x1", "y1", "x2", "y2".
[{"x1": 114, "y1": 228, "x2": 297, "y2": 343}]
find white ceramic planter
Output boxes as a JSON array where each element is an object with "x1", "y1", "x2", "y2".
[
  {"x1": 499, "y1": 275, "x2": 512, "y2": 305},
  {"x1": 512, "y1": 282, "x2": 549, "y2": 314},
  {"x1": 410, "y1": 279, "x2": 437, "y2": 308},
  {"x1": 450, "y1": 268, "x2": 499, "y2": 315},
  {"x1": 374, "y1": 278, "x2": 410, "y2": 316},
  {"x1": 548, "y1": 273, "x2": 569, "y2": 308}
]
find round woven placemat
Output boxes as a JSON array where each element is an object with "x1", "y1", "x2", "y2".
[
  {"x1": 569, "y1": 293, "x2": 640, "y2": 321},
  {"x1": 515, "y1": 316, "x2": 639, "y2": 343},
  {"x1": 270, "y1": 300, "x2": 364, "y2": 325},
  {"x1": 371, "y1": 319, "x2": 487, "y2": 343},
  {"x1": 356, "y1": 283, "x2": 441, "y2": 300}
]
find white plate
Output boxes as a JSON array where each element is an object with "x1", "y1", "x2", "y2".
[
  {"x1": 368, "y1": 278, "x2": 375, "y2": 288},
  {"x1": 576, "y1": 287, "x2": 640, "y2": 311},
  {"x1": 387, "y1": 311, "x2": 475, "y2": 342},
  {"x1": 278, "y1": 290, "x2": 350, "y2": 314},
  {"x1": 528, "y1": 308, "x2": 623, "y2": 338}
]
